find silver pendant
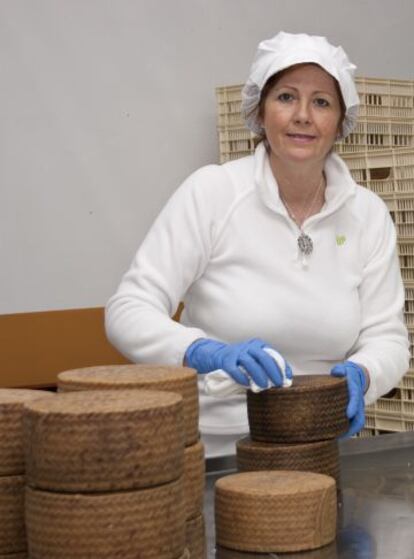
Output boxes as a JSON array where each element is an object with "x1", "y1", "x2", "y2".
[{"x1": 297, "y1": 232, "x2": 313, "y2": 256}]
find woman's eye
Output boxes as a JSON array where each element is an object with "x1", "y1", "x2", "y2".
[
  {"x1": 277, "y1": 92, "x2": 294, "y2": 102},
  {"x1": 314, "y1": 97, "x2": 330, "y2": 107}
]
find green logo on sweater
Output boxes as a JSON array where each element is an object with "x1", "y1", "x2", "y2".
[{"x1": 336, "y1": 235, "x2": 346, "y2": 246}]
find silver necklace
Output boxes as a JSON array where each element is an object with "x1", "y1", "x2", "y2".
[{"x1": 279, "y1": 175, "x2": 324, "y2": 259}]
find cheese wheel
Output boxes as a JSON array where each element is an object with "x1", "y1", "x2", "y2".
[
  {"x1": 0, "y1": 476, "x2": 26, "y2": 555},
  {"x1": 26, "y1": 478, "x2": 186, "y2": 559},
  {"x1": 215, "y1": 471, "x2": 336, "y2": 553},
  {"x1": 184, "y1": 440, "x2": 205, "y2": 519},
  {"x1": 0, "y1": 389, "x2": 54, "y2": 475},
  {"x1": 58, "y1": 365, "x2": 199, "y2": 445},
  {"x1": 24, "y1": 389, "x2": 184, "y2": 492},
  {"x1": 186, "y1": 515, "x2": 206, "y2": 559},
  {"x1": 247, "y1": 375, "x2": 348, "y2": 443},
  {"x1": 216, "y1": 540, "x2": 338, "y2": 558},
  {"x1": 236, "y1": 437, "x2": 341, "y2": 487}
]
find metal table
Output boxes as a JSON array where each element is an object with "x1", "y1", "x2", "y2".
[{"x1": 204, "y1": 432, "x2": 414, "y2": 558}]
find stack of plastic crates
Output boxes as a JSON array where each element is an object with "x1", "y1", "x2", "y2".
[
  {"x1": 341, "y1": 148, "x2": 414, "y2": 435},
  {"x1": 216, "y1": 77, "x2": 414, "y2": 438}
]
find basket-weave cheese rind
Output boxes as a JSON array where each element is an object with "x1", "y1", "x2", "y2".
[
  {"x1": 57, "y1": 365, "x2": 199, "y2": 445},
  {"x1": 186, "y1": 514, "x2": 206, "y2": 559},
  {"x1": 0, "y1": 476, "x2": 26, "y2": 555},
  {"x1": 26, "y1": 478, "x2": 186, "y2": 559},
  {"x1": 184, "y1": 441, "x2": 205, "y2": 520},
  {"x1": 236, "y1": 437, "x2": 341, "y2": 487},
  {"x1": 0, "y1": 389, "x2": 54, "y2": 476},
  {"x1": 24, "y1": 390, "x2": 184, "y2": 492},
  {"x1": 247, "y1": 375, "x2": 348, "y2": 443},
  {"x1": 216, "y1": 540, "x2": 338, "y2": 558},
  {"x1": 215, "y1": 471, "x2": 337, "y2": 553}
]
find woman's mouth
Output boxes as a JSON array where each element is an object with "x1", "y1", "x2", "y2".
[{"x1": 286, "y1": 133, "x2": 316, "y2": 143}]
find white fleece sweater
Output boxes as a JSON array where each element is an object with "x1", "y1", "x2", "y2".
[{"x1": 106, "y1": 142, "x2": 409, "y2": 450}]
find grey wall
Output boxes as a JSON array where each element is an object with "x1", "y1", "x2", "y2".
[{"x1": 1, "y1": 0, "x2": 413, "y2": 313}]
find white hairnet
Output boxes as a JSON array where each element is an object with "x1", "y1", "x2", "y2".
[{"x1": 241, "y1": 31, "x2": 359, "y2": 138}]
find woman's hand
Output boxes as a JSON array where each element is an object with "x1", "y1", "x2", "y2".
[
  {"x1": 331, "y1": 361, "x2": 368, "y2": 437},
  {"x1": 185, "y1": 338, "x2": 292, "y2": 388}
]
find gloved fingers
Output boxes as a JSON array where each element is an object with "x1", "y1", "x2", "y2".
[
  {"x1": 344, "y1": 402, "x2": 365, "y2": 438},
  {"x1": 345, "y1": 375, "x2": 361, "y2": 420},
  {"x1": 330, "y1": 363, "x2": 360, "y2": 419},
  {"x1": 263, "y1": 346, "x2": 291, "y2": 384},
  {"x1": 284, "y1": 361, "x2": 293, "y2": 380},
  {"x1": 266, "y1": 349, "x2": 293, "y2": 382},
  {"x1": 330, "y1": 363, "x2": 346, "y2": 377},
  {"x1": 248, "y1": 347, "x2": 284, "y2": 386},
  {"x1": 224, "y1": 365, "x2": 250, "y2": 387},
  {"x1": 238, "y1": 354, "x2": 269, "y2": 388}
]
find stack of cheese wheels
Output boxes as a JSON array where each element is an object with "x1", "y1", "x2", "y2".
[
  {"x1": 215, "y1": 471, "x2": 337, "y2": 553},
  {"x1": 215, "y1": 375, "x2": 348, "y2": 553},
  {"x1": 0, "y1": 389, "x2": 54, "y2": 559},
  {"x1": 239, "y1": 375, "x2": 349, "y2": 488},
  {"x1": 57, "y1": 365, "x2": 207, "y2": 559},
  {"x1": 24, "y1": 389, "x2": 188, "y2": 559},
  {"x1": 184, "y1": 441, "x2": 206, "y2": 559}
]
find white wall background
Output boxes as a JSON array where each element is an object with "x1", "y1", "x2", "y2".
[{"x1": 1, "y1": 0, "x2": 414, "y2": 313}]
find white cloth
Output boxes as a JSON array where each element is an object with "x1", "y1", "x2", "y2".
[
  {"x1": 204, "y1": 347, "x2": 292, "y2": 397},
  {"x1": 241, "y1": 31, "x2": 360, "y2": 138},
  {"x1": 105, "y1": 142, "x2": 409, "y2": 454}
]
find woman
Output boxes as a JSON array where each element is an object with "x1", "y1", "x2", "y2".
[{"x1": 105, "y1": 32, "x2": 409, "y2": 457}]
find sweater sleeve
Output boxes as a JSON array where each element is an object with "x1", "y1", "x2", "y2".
[
  {"x1": 105, "y1": 165, "x2": 224, "y2": 366},
  {"x1": 347, "y1": 196, "x2": 410, "y2": 405}
]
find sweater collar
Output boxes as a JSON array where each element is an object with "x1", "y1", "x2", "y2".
[{"x1": 253, "y1": 141, "x2": 356, "y2": 219}]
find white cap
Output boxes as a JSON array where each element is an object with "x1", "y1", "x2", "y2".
[{"x1": 241, "y1": 31, "x2": 359, "y2": 138}]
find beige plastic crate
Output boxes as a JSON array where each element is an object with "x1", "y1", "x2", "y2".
[
  {"x1": 400, "y1": 245, "x2": 414, "y2": 284},
  {"x1": 371, "y1": 413, "x2": 407, "y2": 432},
  {"x1": 356, "y1": 427, "x2": 377, "y2": 438},
  {"x1": 383, "y1": 197, "x2": 414, "y2": 239},
  {"x1": 218, "y1": 128, "x2": 256, "y2": 163},
  {"x1": 403, "y1": 420, "x2": 414, "y2": 431},
  {"x1": 399, "y1": 256, "x2": 414, "y2": 283},
  {"x1": 375, "y1": 398, "x2": 403, "y2": 415},
  {"x1": 401, "y1": 253, "x2": 414, "y2": 287},
  {"x1": 216, "y1": 85, "x2": 245, "y2": 129},
  {"x1": 335, "y1": 120, "x2": 414, "y2": 154},
  {"x1": 356, "y1": 78, "x2": 414, "y2": 120},
  {"x1": 402, "y1": 268, "x2": 414, "y2": 282},
  {"x1": 402, "y1": 400, "x2": 414, "y2": 416},
  {"x1": 401, "y1": 370, "x2": 414, "y2": 391},
  {"x1": 341, "y1": 148, "x2": 414, "y2": 196},
  {"x1": 401, "y1": 388, "x2": 414, "y2": 401},
  {"x1": 399, "y1": 242, "x2": 414, "y2": 257},
  {"x1": 404, "y1": 326, "x2": 414, "y2": 374},
  {"x1": 404, "y1": 286, "x2": 414, "y2": 327},
  {"x1": 364, "y1": 414, "x2": 376, "y2": 429}
]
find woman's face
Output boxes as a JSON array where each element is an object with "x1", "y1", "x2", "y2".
[{"x1": 260, "y1": 64, "x2": 342, "y2": 168}]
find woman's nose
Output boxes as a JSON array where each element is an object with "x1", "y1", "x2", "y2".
[{"x1": 293, "y1": 100, "x2": 311, "y2": 124}]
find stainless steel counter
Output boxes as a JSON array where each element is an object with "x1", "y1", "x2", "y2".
[{"x1": 204, "y1": 432, "x2": 414, "y2": 558}]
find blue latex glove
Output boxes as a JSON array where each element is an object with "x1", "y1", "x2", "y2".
[
  {"x1": 185, "y1": 337, "x2": 292, "y2": 389},
  {"x1": 331, "y1": 361, "x2": 367, "y2": 437}
]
